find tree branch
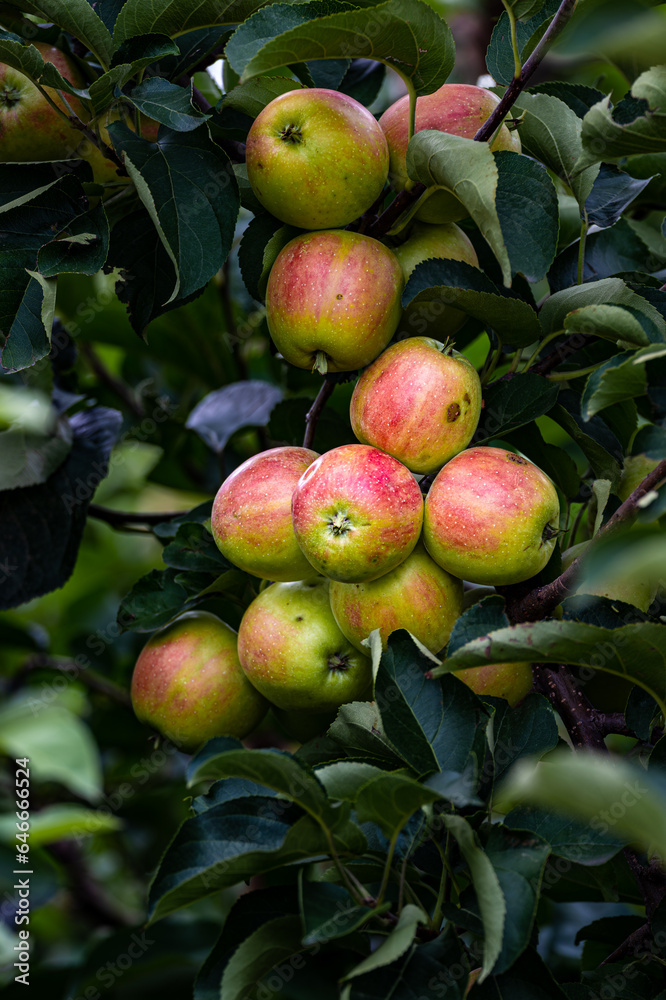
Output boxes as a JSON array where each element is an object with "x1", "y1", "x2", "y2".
[
  {"x1": 8, "y1": 654, "x2": 132, "y2": 708},
  {"x1": 303, "y1": 378, "x2": 337, "y2": 450},
  {"x1": 80, "y1": 343, "x2": 145, "y2": 418},
  {"x1": 88, "y1": 504, "x2": 187, "y2": 528},
  {"x1": 532, "y1": 663, "x2": 608, "y2": 750},
  {"x1": 474, "y1": 0, "x2": 579, "y2": 143},
  {"x1": 503, "y1": 458, "x2": 666, "y2": 623}
]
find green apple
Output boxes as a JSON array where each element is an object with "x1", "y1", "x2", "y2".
[
  {"x1": 245, "y1": 87, "x2": 389, "y2": 229},
  {"x1": 393, "y1": 220, "x2": 479, "y2": 338},
  {"x1": 423, "y1": 446, "x2": 560, "y2": 586},
  {"x1": 349, "y1": 337, "x2": 482, "y2": 474},
  {"x1": 0, "y1": 42, "x2": 89, "y2": 162},
  {"x1": 453, "y1": 662, "x2": 533, "y2": 706},
  {"x1": 379, "y1": 83, "x2": 522, "y2": 223},
  {"x1": 237, "y1": 578, "x2": 372, "y2": 712},
  {"x1": 329, "y1": 542, "x2": 463, "y2": 654},
  {"x1": 130, "y1": 611, "x2": 269, "y2": 752},
  {"x1": 211, "y1": 446, "x2": 319, "y2": 582},
  {"x1": 266, "y1": 229, "x2": 404, "y2": 373},
  {"x1": 291, "y1": 443, "x2": 424, "y2": 583}
]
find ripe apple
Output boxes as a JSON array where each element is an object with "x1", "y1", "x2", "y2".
[
  {"x1": 349, "y1": 337, "x2": 482, "y2": 474},
  {"x1": 211, "y1": 446, "x2": 319, "y2": 582},
  {"x1": 245, "y1": 87, "x2": 389, "y2": 229},
  {"x1": 237, "y1": 578, "x2": 372, "y2": 712},
  {"x1": 453, "y1": 662, "x2": 533, "y2": 706},
  {"x1": 393, "y1": 220, "x2": 479, "y2": 338},
  {"x1": 423, "y1": 446, "x2": 560, "y2": 586},
  {"x1": 266, "y1": 229, "x2": 404, "y2": 373},
  {"x1": 0, "y1": 42, "x2": 89, "y2": 162},
  {"x1": 379, "y1": 83, "x2": 522, "y2": 223},
  {"x1": 329, "y1": 542, "x2": 463, "y2": 654},
  {"x1": 130, "y1": 611, "x2": 269, "y2": 752},
  {"x1": 291, "y1": 443, "x2": 424, "y2": 583}
]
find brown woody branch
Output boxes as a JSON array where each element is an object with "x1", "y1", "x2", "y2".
[{"x1": 303, "y1": 378, "x2": 337, "y2": 450}]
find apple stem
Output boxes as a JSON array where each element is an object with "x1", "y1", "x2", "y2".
[{"x1": 313, "y1": 351, "x2": 329, "y2": 375}]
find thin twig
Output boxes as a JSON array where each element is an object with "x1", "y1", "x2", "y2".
[
  {"x1": 80, "y1": 343, "x2": 145, "y2": 418},
  {"x1": 8, "y1": 654, "x2": 132, "y2": 708},
  {"x1": 303, "y1": 379, "x2": 336, "y2": 450},
  {"x1": 88, "y1": 504, "x2": 187, "y2": 528}
]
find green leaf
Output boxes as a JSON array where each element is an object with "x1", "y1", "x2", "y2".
[
  {"x1": 0, "y1": 804, "x2": 121, "y2": 847},
  {"x1": 342, "y1": 904, "x2": 428, "y2": 981},
  {"x1": 346, "y1": 929, "x2": 468, "y2": 1000},
  {"x1": 512, "y1": 91, "x2": 600, "y2": 209},
  {"x1": 530, "y1": 81, "x2": 607, "y2": 121},
  {"x1": 300, "y1": 880, "x2": 381, "y2": 946},
  {"x1": 113, "y1": 0, "x2": 272, "y2": 46},
  {"x1": 185, "y1": 381, "x2": 283, "y2": 453},
  {"x1": 0, "y1": 696, "x2": 103, "y2": 802},
  {"x1": 402, "y1": 259, "x2": 541, "y2": 347},
  {"x1": 238, "y1": 214, "x2": 302, "y2": 304},
  {"x1": 148, "y1": 802, "x2": 327, "y2": 923},
  {"x1": 107, "y1": 123, "x2": 239, "y2": 303},
  {"x1": 37, "y1": 200, "x2": 110, "y2": 278},
  {"x1": 227, "y1": 0, "x2": 455, "y2": 97},
  {"x1": 219, "y1": 74, "x2": 308, "y2": 120},
  {"x1": 486, "y1": 0, "x2": 559, "y2": 87},
  {"x1": 470, "y1": 947, "x2": 570, "y2": 999},
  {"x1": 0, "y1": 390, "x2": 72, "y2": 490},
  {"x1": 539, "y1": 277, "x2": 666, "y2": 341},
  {"x1": 354, "y1": 771, "x2": 442, "y2": 840},
  {"x1": 490, "y1": 693, "x2": 559, "y2": 787},
  {"x1": 474, "y1": 373, "x2": 559, "y2": 443},
  {"x1": 576, "y1": 66, "x2": 666, "y2": 172},
  {"x1": 479, "y1": 826, "x2": 550, "y2": 975},
  {"x1": 499, "y1": 750, "x2": 666, "y2": 864},
  {"x1": 327, "y1": 700, "x2": 407, "y2": 767},
  {"x1": 563, "y1": 305, "x2": 652, "y2": 352},
  {"x1": 0, "y1": 30, "x2": 45, "y2": 78},
  {"x1": 504, "y1": 806, "x2": 625, "y2": 865},
  {"x1": 375, "y1": 631, "x2": 483, "y2": 777},
  {"x1": 580, "y1": 349, "x2": 650, "y2": 421},
  {"x1": 125, "y1": 78, "x2": 209, "y2": 131},
  {"x1": 161, "y1": 522, "x2": 230, "y2": 574},
  {"x1": 431, "y1": 618, "x2": 666, "y2": 718},
  {"x1": 406, "y1": 131, "x2": 510, "y2": 286},
  {"x1": 446, "y1": 594, "x2": 509, "y2": 657},
  {"x1": 550, "y1": 396, "x2": 622, "y2": 485},
  {"x1": 440, "y1": 814, "x2": 505, "y2": 981},
  {"x1": 219, "y1": 915, "x2": 307, "y2": 1000},
  {"x1": 117, "y1": 567, "x2": 190, "y2": 632},
  {"x1": 493, "y1": 150, "x2": 559, "y2": 283},
  {"x1": 3, "y1": 0, "x2": 114, "y2": 66},
  {"x1": 313, "y1": 760, "x2": 388, "y2": 801},
  {"x1": 585, "y1": 164, "x2": 654, "y2": 229},
  {"x1": 548, "y1": 218, "x2": 666, "y2": 295}
]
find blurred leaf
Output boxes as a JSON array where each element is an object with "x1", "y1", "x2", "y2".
[
  {"x1": 585, "y1": 164, "x2": 654, "y2": 228},
  {"x1": 504, "y1": 806, "x2": 625, "y2": 864},
  {"x1": 494, "y1": 151, "x2": 559, "y2": 283},
  {"x1": 406, "y1": 131, "x2": 510, "y2": 286},
  {"x1": 475, "y1": 373, "x2": 559, "y2": 443},
  {"x1": 0, "y1": 804, "x2": 121, "y2": 846},
  {"x1": 625, "y1": 685, "x2": 660, "y2": 741},
  {"x1": 375, "y1": 631, "x2": 484, "y2": 777},
  {"x1": 125, "y1": 78, "x2": 210, "y2": 131},
  {"x1": 343, "y1": 905, "x2": 428, "y2": 981},
  {"x1": 512, "y1": 91, "x2": 600, "y2": 209},
  {"x1": 431, "y1": 618, "x2": 666, "y2": 717},
  {"x1": 185, "y1": 381, "x2": 283, "y2": 453},
  {"x1": 486, "y1": 0, "x2": 559, "y2": 87},
  {"x1": 0, "y1": 406, "x2": 121, "y2": 610},
  {"x1": 402, "y1": 259, "x2": 541, "y2": 347},
  {"x1": 227, "y1": 0, "x2": 455, "y2": 97},
  {"x1": 107, "y1": 122, "x2": 239, "y2": 304},
  {"x1": 0, "y1": 406, "x2": 72, "y2": 491},
  {"x1": 499, "y1": 750, "x2": 666, "y2": 862},
  {"x1": 576, "y1": 66, "x2": 666, "y2": 172},
  {"x1": 338, "y1": 57, "x2": 386, "y2": 107},
  {"x1": 0, "y1": 697, "x2": 103, "y2": 802}
]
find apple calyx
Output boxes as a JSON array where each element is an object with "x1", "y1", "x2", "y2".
[
  {"x1": 1, "y1": 86, "x2": 21, "y2": 107},
  {"x1": 328, "y1": 511, "x2": 353, "y2": 536},
  {"x1": 328, "y1": 651, "x2": 351, "y2": 673},
  {"x1": 278, "y1": 123, "x2": 303, "y2": 144},
  {"x1": 542, "y1": 523, "x2": 561, "y2": 544}
]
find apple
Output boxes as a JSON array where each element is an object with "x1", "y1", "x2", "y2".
[
  {"x1": 237, "y1": 578, "x2": 372, "y2": 712},
  {"x1": 245, "y1": 87, "x2": 389, "y2": 229},
  {"x1": 266, "y1": 229, "x2": 404, "y2": 373},
  {"x1": 291, "y1": 443, "x2": 424, "y2": 583},
  {"x1": 349, "y1": 337, "x2": 482, "y2": 474},
  {"x1": 211, "y1": 446, "x2": 319, "y2": 582},
  {"x1": 130, "y1": 610, "x2": 269, "y2": 752},
  {"x1": 453, "y1": 662, "x2": 533, "y2": 706},
  {"x1": 0, "y1": 42, "x2": 89, "y2": 162},
  {"x1": 423, "y1": 446, "x2": 560, "y2": 586},
  {"x1": 392, "y1": 220, "x2": 479, "y2": 338},
  {"x1": 329, "y1": 542, "x2": 463, "y2": 654},
  {"x1": 379, "y1": 83, "x2": 522, "y2": 223}
]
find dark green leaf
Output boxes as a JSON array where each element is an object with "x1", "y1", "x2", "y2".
[
  {"x1": 585, "y1": 164, "x2": 654, "y2": 228},
  {"x1": 3, "y1": 0, "x2": 113, "y2": 66},
  {"x1": 300, "y1": 880, "x2": 379, "y2": 945},
  {"x1": 185, "y1": 381, "x2": 283, "y2": 453},
  {"x1": 503, "y1": 421, "x2": 580, "y2": 498},
  {"x1": 328, "y1": 700, "x2": 407, "y2": 767},
  {"x1": 402, "y1": 259, "x2": 541, "y2": 347},
  {"x1": 471, "y1": 946, "x2": 570, "y2": 999},
  {"x1": 486, "y1": 0, "x2": 559, "y2": 87},
  {"x1": 530, "y1": 81, "x2": 606, "y2": 119},
  {"x1": 550, "y1": 395, "x2": 623, "y2": 485},
  {"x1": 107, "y1": 122, "x2": 239, "y2": 302},
  {"x1": 490, "y1": 694, "x2": 559, "y2": 787},
  {"x1": 626, "y1": 686, "x2": 660, "y2": 741},
  {"x1": 343, "y1": 905, "x2": 428, "y2": 982},
  {"x1": 475, "y1": 373, "x2": 559, "y2": 443},
  {"x1": 354, "y1": 771, "x2": 441, "y2": 840},
  {"x1": 238, "y1": 213, "x2": 302, "y2": 303},
  {"x1": 580, "y1": 350, "x2": 649, "y2": 421},
  {"x1": 227, "y1": 0, "x2": 455, "y2": 98},
  {"x1": 218, "y1": 75, "x2": 308, "y2": 121},
  {"x1": 446, "y1": 595, "x2": 509, "y2": 657},
  {"x1": 539, "y1": 278, "x2": 666, "y2": 342},
  {"x1": 126, "y1": 78, "x2": 209, "y2": 131},
  {"x1": 348, "y1": 929, "x2": 467, "y2": 1000},
  {"x1": 494, "y1": 150, "x2": 559, "y2": 283},
  {"x1": 37, "y1": 200, "x2": 110, "y2": 277},
  {"x1": 338, "y1": 57, "x2": 385, "y2": 107},
  {"x1": 219, "y1": 914, "x2": 308, "y2": 1000},
  {"x1": 0, "y1": 406, "x2": 121, "y2": 610},
  {"x1": 548, "y1": 218, "x2": 666, "y2": 295},
  {"x1": 117, "y1": 567, "x2": 190, "y2": 632},
  {"x1": 162, "y1": 522, "x2": 231, "y2": 574},
  {"x1": 113, "y1": 0, "x2": 272, "y2": 46}
]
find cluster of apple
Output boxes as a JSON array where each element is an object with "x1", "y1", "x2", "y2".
[{"x1": 129, "y1": 83, "x2": 556, "y2": 749}]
